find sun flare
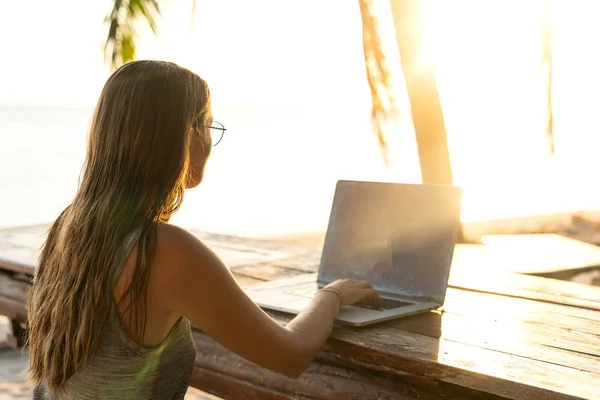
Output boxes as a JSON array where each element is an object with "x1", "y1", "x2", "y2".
[{"x1": 378, "y1": 0, "x2": 600, "y2": 221}]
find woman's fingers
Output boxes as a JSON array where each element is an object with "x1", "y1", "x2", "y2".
[
  {"x1": 327, "y1": 279, "x2": 377, "y2": 306},
  {"x1": 347, "y1": 288, "x2": 380, "y2": 306},
  {"x1": 344, "y1": 279, "x2": 372, "y2": 289},
  {"x1": 364, "y1": 289, "x2": 380, "y2": 305}
]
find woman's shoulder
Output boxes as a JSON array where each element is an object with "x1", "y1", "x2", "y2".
[
  {"x1": 155, "y1": 223, "x2": 211, "y2": 252},
  {"x1": 151, "y1": 223, "x2": 239, "y2": 321},
  {"x1": 153, "y1": 223, "x2": 220, "y2": 277},
  {"x1": 156, "y1": 223, "x2": 195, "y2": 245}
]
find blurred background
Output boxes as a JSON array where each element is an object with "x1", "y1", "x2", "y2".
[{"x1": 1, "y1": 0, "x2": 600, "y2": 240}]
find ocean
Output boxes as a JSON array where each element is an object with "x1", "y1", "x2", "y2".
[
  {"x1": 3, "y1": 106, "x2": 599, "y2": 240},
  {"x1": 0, "y1": 107, "x2": 419, "y2": 238}
]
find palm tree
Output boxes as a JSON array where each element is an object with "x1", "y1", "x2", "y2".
[
  {"x1": 384, "y1": 0, "x2": 459, "y2": 239},
  {"x1": 387, "y1": 0, "x2": 454, "y2": 186}
]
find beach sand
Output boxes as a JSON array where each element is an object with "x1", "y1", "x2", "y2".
[{"x1": 0, "y1": 317, "x2": 220, "y2": 400}]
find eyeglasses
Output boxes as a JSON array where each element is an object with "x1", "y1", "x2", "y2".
[{"x1": 205, "y1": 121, "x2": 226, "y2": 146}]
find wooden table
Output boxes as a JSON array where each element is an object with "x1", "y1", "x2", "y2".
[{"x1": 1, "y1": 225, "x2": 600, "y2": 400}]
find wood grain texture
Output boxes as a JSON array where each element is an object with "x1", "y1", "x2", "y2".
[
  {"x1": 259, "y1": 312, "x2": 599, "y2": 400},
  {"x1": 191, "y1": 329, "x2": 468, "y2": 400},
  {"x1": 0, "y1": 295, "x2": 27, "y2": 321}
]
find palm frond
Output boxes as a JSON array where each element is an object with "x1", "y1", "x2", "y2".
[
  {"x1": 128, "y1": 0, "x2": 161, "y2": 34},
  {"x1": 541, "y1": 0, "x2": 554, "y2": 154},
  {"x1": 358, "y1": 0, "x2": 396, "y2": 165},
  {"x1": 190, "y1": 0, "x2": 197, "y2": 26},
  {"x1": 104, "y1": 0, "x2": 124, "y2": 69},
  {"x1": 103, "y1": 0, "x2": 395, "y2": 163},
  {"x1": 104, "y1": 0, "x2": 163, "y2": 71}
]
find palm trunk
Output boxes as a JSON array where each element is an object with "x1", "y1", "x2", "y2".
[
  {"x1": 389, "y1": 0, "x2": 464, "y2": 241},
  {"x1": 389, "y1": 0, "x2": 453, "y2": 185}
]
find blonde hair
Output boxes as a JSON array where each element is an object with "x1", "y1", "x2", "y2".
[{"x1": 27, "y1": 60, "x2": 210, "y2": 395}]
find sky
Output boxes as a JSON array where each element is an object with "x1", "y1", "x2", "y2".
[
  {"x1": 2, "y1": 0, "x2": 600, "y2": 221},
  {"x1": 0, "y1": 0, "x2": 373, "y2": 110}
]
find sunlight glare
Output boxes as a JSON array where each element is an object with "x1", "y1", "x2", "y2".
[{"x1": 398, "y1": 0, "x2": 600, "y2": 221}]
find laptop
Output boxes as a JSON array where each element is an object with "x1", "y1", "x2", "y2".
[{"x1": 246, "y1": 180, "x2": 463, "y2": 326}]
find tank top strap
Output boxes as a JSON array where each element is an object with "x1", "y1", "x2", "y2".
[{"x1": 111, "y1": 226, "x2": 144, "y2": 289}]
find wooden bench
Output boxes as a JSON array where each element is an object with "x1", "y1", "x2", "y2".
[{"x1": 2, "y1": 225, "x2": 600, "y2": 399}]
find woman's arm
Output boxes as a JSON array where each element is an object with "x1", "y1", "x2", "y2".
[{"x1": 153, "y1": 224, "x2": 376, "y2": 378}]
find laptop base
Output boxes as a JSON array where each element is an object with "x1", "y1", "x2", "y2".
[{"x1": 245, "y1": 273, "x2": 440, "y2": 327}]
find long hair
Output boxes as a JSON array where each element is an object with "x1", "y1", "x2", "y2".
[{"x1": 27, "y1": 60, "x2": 211, "y2": 395}]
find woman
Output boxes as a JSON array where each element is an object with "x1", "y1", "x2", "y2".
[{"x1": 28, "y1": 60, "x2": 378, "y2": 399}]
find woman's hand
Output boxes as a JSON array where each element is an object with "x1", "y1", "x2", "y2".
[{"x1": 321, "y1": 279, "x2": 380, "y2": 307}]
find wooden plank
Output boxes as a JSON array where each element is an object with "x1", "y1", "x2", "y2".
[
  {"x1": 564, "y1": 230, "x2": 600, "y2": 247},
  {"x1": 0, "y1": 247, "x2": 37, "y2": 275},
  {"x1": 0, "y1": 225, "x2": 45, "y2": 276},
  {"x1": 231, "y1": 273, "x2": 264, "y2": 287},
  {"x1": 385, "y1": 311, "x2": 600, "y2": 373},
  {"x1": 0, "y1": 224, "x2": 313, "y2": 275},
  {"x1": 326, "y1": 325, "x2": 597, "y2": 400},
  {"x1": 482, "y1": 234, "x2": 600, "y2": 272},
  {"x1": 0, "y1": 272, "x2": 29, "y2": 304},
  {"x1": 441, "y1": 288, "x2": 600, "y2": 332},
  {"x1": 450, "y1": 270, "x2": 600, "y2": 311},
  {"x1": 191, "y1": 367, "x2": 301, "y2": 400},
  {"x1": 384, "y1": 288, "x2": 600, "y2": 373},
  {"x1": 258, "y1": 311, "x2": 600, "y2": 400},
  {"x1": 452, "y1": 235, "x2": 600, "y2": 278},
  {"x1": 232, "y1": 264, "x2": 304, "y2": 281},
  {"x1": 323, "y1": 334, "x2": 588, "y2": 400},
  {"x1": 189, "y1": 229, "x2": 321, "y2": 255},
  {"x1": 492, "y1": 271, "x2": 600, "y2": 303},
  {"x1": 0, "y1": 225, "x2": 47, "y2": 249},
  {"x1": 388, "y1": 307, "x2": 600, "y2": 359},
  {"x1": 0, "y1": 295, "x2": 27, "y2": 321},
  {"x1": 191, "y1": 329, "x2": 463, "y2": 400}
]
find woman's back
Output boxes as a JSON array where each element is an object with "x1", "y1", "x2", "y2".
[
  {"x1": 33, "y1": 317, "x2": 195, "y2": 399},
  {"x1": 33, "y1": 227, "x2": 196, "y2": 399}
]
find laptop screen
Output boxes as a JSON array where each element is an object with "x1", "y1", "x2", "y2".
[{"x1": 318, "y1": 180, "x2": 463, "y2": 304}]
